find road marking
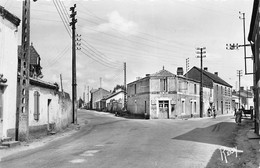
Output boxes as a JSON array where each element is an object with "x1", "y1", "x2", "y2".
[
  {"x1": 69, "y1": 159, "x2": 86, "y2": 163},
  {"x1": 80, "y1": 150, "x2": 100, "y2": 157}
]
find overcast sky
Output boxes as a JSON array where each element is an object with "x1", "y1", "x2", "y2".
[{"x1": 1, "y1": 0, "x2": 255, "y2": 99}]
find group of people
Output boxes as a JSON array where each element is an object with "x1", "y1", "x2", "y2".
[
  {"x1": 207, "y1": 106, "x2": 216, "y2": 118},
  {"x1": 207, "y1": 106, "x2": 242, "y2": 124}
]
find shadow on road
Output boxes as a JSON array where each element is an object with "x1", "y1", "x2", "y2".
[{"x1": 172, "y1": 122, "x2": 238, "y2": 147}]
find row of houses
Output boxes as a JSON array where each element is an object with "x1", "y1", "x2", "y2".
[
  {"x1": 127, "y1": 67, "x2": 233, "y2": 119},
  {"x1": 89, "y1": 66, "x2": 236, "y2": 119},
  {"x1": 0, "y1": 6, "x2": 72, "y2": 141}
]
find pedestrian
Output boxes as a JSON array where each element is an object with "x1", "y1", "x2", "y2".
[
  {"x1": 235, "y1": 109, "x2": 242, "y2": 124},
  {"x1": 207, "y1": 108, "x2": 211, "y2": 117},
  {"x1": 234, "y1": 108, "x2": 237, "y2": 116},
  {"x1": 212, "y1": 106, "x2": 216, "y2": 119}
]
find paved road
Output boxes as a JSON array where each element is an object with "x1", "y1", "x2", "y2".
[{"x1": 0, "y1": 110, "x2": 237, "y2": 168}]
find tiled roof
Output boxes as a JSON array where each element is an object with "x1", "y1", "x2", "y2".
[
  {"x1": 150, "y1": 69, "x2": 175, "y2": 77},
  {"x1": 185, "y1": 67, "x2": 232, "y2": 88},
  {"x1": 0, "y1": 6, "x2": 20, "y2": 27},
  {"x1": 102, "y1": 90, "x2": 124, "y2": 100}
]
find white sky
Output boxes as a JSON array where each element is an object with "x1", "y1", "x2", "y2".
[{"x1": 1, "y1": 0, "x2": 255, "y2": 99}]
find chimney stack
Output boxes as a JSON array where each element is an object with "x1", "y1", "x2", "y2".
[
  {"x1": 240, "y1": 86, "x2": 244, "y2": 91},
  {"x1": 177, "y1": 67, "x2": 184, "y2": 76},
  {"x1": 204, "y1": 67, "x2": 208, "y2": 71},
  {"x1": 214, "y1": 72, "x2": 218, "y2": 76}
]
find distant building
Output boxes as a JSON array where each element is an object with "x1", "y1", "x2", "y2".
[
  {"x1": 185, "y1": 66, "x2": 232, "y2": 115},
  {"x1": 127, "y1": 67, "x2": 202, "y2": 119},
  {"x1": 0, "y1": 6, "x2": 20, "y2": 139},
  {"x1": 232, "y1": 87, "x2": 254, "y2": 110},
  {"x1": 90, "y1": 88, "x2": 110, "y2": 110},
  {"x1": 18, "y1": 45, "x2": 43, "y2": 78},
  {"x1": 248, "y1": 0, "x2": 260, "y2": 135},
  {"x1": 101, "y1": 89, "x2": 125, "y2": 112}
]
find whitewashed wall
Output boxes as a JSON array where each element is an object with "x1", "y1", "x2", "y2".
[{"x1": 0, "y1": 17, "x2": 19, "y2": 138}]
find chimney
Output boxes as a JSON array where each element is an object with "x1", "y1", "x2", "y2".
[
  {"x1": 204, "y1": 67, "x2": 208, "y2": 71},
  {"x1": 146, "y1": 74, "x2": 150, "y2": 77},
  {"x1": 136, "y1": 77, "x2": 141, "y2": 80},
  {"x1": 214, "y1": 72, "x2": 218, "y2": 76},
  {"x1": 240, "y1": 86, "x2": 244, "y2": 91},
  {"x1": 177, "y1": 67, "x2": 183, "y2": 75}
]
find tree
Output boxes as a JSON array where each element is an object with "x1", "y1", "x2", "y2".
[{"x1": 112, "y1": 85, "x2": 125, "y2": 93}]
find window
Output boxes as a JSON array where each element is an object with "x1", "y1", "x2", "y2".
[
  {"x1": 194, "y1": 84, "x2": 197, "y2": 94},
  {"x1": 134, "y1": 84, "x2": 137, "y2": 94},
  {"x1": 160, "y1": 78, "x2": 167, "y2": 92},
  {"x1": 194, "y1": 102, "x2": 196, "y2": 113},
  {"x1": 34, "y1": 91, "x2": 40, "y2": 121}
]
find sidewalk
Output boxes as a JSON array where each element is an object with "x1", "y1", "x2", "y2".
[
  {"x1": 0, "y1": 119, "x2": 86, "y2": 162},
  {"x1": 206, "y1": 118, "x2": 260, "y2": 168}
]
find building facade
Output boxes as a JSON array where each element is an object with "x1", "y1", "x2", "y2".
[
  {"x1": 90, "y1": 88, "x2": 110, "y2": 110},
  {"x1": 185, "y1": 67, "x2": 232, "y2": 115},
  {"x1": 248, "y1": 0, "x2": 260, "y2": 135},
  {"x1": 101, "y1": 89, "x2": 125, "y2": 112},
  {"x1": 127, "y1": 68, "x2": 202, "y2": 119},
  {"x1": 25, "y1": 78, "x2": 72, "y2": 139},
  {"x1": 0, "y1": 6, "x2": 20, "y2": 139}
]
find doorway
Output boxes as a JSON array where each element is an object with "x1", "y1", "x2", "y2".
[{"x1": 159, "y1": 100, "x2": 169, "y2": 119}]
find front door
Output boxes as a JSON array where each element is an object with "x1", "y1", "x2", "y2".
[{"x1": 159, "y1": 100, "x2": 169, "y2": 119}]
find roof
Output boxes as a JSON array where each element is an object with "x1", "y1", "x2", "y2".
[
  {"x1": 30, "y1": 78, "x2": 58, "y2": 90},
  {"x1": 102, "y1": 90, "x2": 124, "y2": 100},
  {"x1": 127, "y1": 68, "x2": 175, "y2": 86},
  {"x1": 248, "y1": 0, "x2": 259, "y2": 41},
  {"x1": 150, "y1": 68, "x2": 175, "y2": 77},
  {"x1": 0, "y1": 6, "x2": 20, "y2": 27},
  {"x1": 90, "y1": 88, "x2": 110, "y2": 94},
  {"x1": 18, "y1": 45, "x2": 41, "y2": 65},
  {"x1": 185, "y1": 67, "x2": 232, "y2": 88}
]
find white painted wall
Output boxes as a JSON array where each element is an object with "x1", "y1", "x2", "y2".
[
  {"x1": 0, "y1": 17, "x2": 19, "y2": 138},
  {"x1": 29, "y1": 85, "x2": 72, "y2": 131}
]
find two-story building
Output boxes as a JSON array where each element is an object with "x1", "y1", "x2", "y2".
[
  {"x1": 185, "y1": 66, "x2": 233, "y2": 115},
  {"x1": 90, "y1": 88, "x2": 110, "y2": 110},
  {"x1": 127, "y1": 67, "x2": 202, "y2": 119}
]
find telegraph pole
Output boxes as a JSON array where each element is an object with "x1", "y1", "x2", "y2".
[
  {"x1": 124, "y1": 62, "x2": 127, "y2": 110},
  {"x1": 186, "y1": 58, "x2": 189, "y2": 73},
  {"x1": 239, "y1": 11, "x2": 247, "y2": 75},
  {"x1": 226, "y1": 12, "x2": 253, "y2": 75},
  {"x1": 70, "y1": 4, "x2": 77, "y2": 124},
  {"x1": 196, "y1": 47, "x2": 206, "y2": 118},
  {"x1": 237, "y1": 70, "x2": 243, "y2": 109}
]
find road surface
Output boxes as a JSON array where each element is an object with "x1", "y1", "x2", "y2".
[{"x1": 0, "y1": 110, "x2": 237, "y2": 168}]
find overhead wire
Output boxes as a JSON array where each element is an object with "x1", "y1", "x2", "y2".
[{"x1": 52, "y1": 0, "x2": 123, "y2": 69}]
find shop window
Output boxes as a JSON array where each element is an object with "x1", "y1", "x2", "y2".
[{"x1": 34, "y1": 91, "x2": 40, "y2": 121}]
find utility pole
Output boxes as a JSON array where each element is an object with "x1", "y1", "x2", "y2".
[
  {"x1": 226, "y1": 12, "x2": 253, "y2": 75},
  {"x1": 16, "y1": 0, "x2": 39, "y2": 141},
  {"x1": 83, "y1": 85, "x2": 86, "y2": 104},
  {"x1": 70, "y1": 4, "x2": 77, "y2": 124},
  {"x1": 237, "y1": 70, "x2": 243, "y2": 109},
  {"x1": 124, "y1": 62, "x2": 127, "y2": 110},
  {"x1": 239, "y1": 11, "x2": 247, "y2": 75},
  {"x1": 196, "y1": 47, "x2": 206, "y2": 118},
  {"x1": 186, "y1": 58, "x2": 189, "y2": 73},
  {"x1": 60, "y1": 74, "x2": 64, "y2": 97},
  {"x1": 87, "y1": 85, "x2": 89, "y2": 104}
]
